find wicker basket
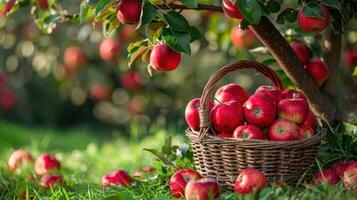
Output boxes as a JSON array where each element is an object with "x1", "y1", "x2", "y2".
[{"x1": 186, "y1": 60, "x2": 326, "y2": 190}]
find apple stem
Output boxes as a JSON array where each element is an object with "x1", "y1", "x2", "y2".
[{"x1": 214, "y1": 98, "x2": 223, "y2": 104}]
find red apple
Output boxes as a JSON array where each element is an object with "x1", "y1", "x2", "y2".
[
  {"x1": 331, "y1": 161, "x2": 349, "y2": 178},
  {"x1": 39, "y1": 174, "x2": 63, "y2": 188},
  {"x1": 268, "y1": 119, "x2": 300, "y2": 141},
  {"x1": 297, "y1": 4, "x2": 330, "y2": 32},
  {"x1": 234, "y1": 168, "x2": 267, "y2": 195},
  {"x1": 233, "y1": 125, "x2": 265, "y2": 139},
  {"x1": 343, "y1": 162, "x2": 357, "y2": 190},
  {"x1": 99, "y1": 39, "x2": 120, "y2": 62},
  {"x1": 230, "y1": 27, "x2": 256, "y2": 48},
  {"x1": 278, "y1": 98, "x2": 309, "y2": 124},
  {"x1": 305, "y1": 59, "x2": 330, "y2": 87},
  {"x1": 101, "y1": 169, "x2": 132, "y2": 187},
  {"x1": 299, "y1": 125, "x2": 314, "y2": 139},
  {"x1": 344, "y1": 50, "x2": 357, "y2": 68},
  {"x1": 169, "y1": 169, "x2": 202, "y2": 198},
  {"x1": 8, "y1": 149, "x2": 34, "y2": 172},
  {"x1": 117, "y1": 0, "x2": 142, "y2": 24},
  {"x1": 314, "y1": 169, "x2": 339, "y2": 185},
  {"x1": 243, "y1": 94, "x2": 276, "y2": 127},
  {"x1": 216, "y1": 132, "x2": 232, "y2": 138},
  {"x1": 185, "y1": 178, "x2": 220, "y2": 200},
  {"x1": 120, "y1": 71, "x2": 143, "y2": 90},
  {"x1": 211, "y1": 100, "x2": 244, "y2": 132},
  {"x1": 0, "y1": 73, "x2": 7, "y2": 88},
  {"x1": 38, "y1": 0, "x2": 49, "y2": 9},
  {"x1": 185, "y1": 98, "x2": 214, "y2": 131},
  {"x1": 281, "y1": 89, "x2": 307, "y2": 100},
  {"x1": 90, "y1": 83, "x2": 111, "y2": 101},
  {"x1": 255, "y1": 85, "x2": 281, "y2": 105},
  {"x1": 150, "y1": 43, "x2": 181, "y2": 71},
  {"x1": 0, "y1": 87, "x2": 17, "y2": 111},
  {"x1": 64, "y1": 46, "x2": 87, "y2": 71},
  {"x1": 34, "y1": 154, "x2": 60, "y2": 175},
  {"x1": 222, "y1": 0, "x2": 243, "y2": 19},
  {"x1": 290, "y1": 40, "x2": 310, "y2": 64},
  {"x1": 0, "y1": 0, "x2": 14, "y2": 16},
  {"x1": 214, "y1": 83, "x2": 249, "y2": 105},
  {"x1": 302, "y1": 111, "x2": 317, "y2": 128},
  {"x1": 134, "y1": 166, "x2": 156, "y2": 177}
]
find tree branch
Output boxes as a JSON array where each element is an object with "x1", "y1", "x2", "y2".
[{"x1": 249, "y1": 17, "x2": 337, "y2": 123}]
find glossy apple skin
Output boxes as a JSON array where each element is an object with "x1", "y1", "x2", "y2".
[
  {"x1": 298, "y1": 4, "x2": 330, "y2": 32},
  {"x1": 222, "y1": 0, "x2": 243, "y2": 19},
  {"x1": 150, "y1": 43, "x2": 181, "y2": 71},
  {"x1": 243, "y1": 94, "x2": 276, "y2": 127},
  {"x1": 185, "y1": 179, "x2": 220, "y2": 200},
  {"x1": 211, "y1": 100, "x2": 244, "y2": 132},
  {"x1": 233, "y1": 125, "x2": 265, "y2": 139},
  {"x1": 314, "y1": 169, "x2": 339, "y2": 185},
  {"x1": 185, "y1": 98, "x2": 214, "y2": 131},
  {"x1": 34, "y1": 154, "x2": 60, "y2": 175},
  {"x1": 101, "y1": 170, "x2": 132, "y2": 187},
  {"x1": 302, "y1": 111, "x2": 317, "y2": 128},
  {"x1": 38, "y1": 0, "x2": 49, "y2": 9},
  {"x1": 40, "y1": 174, "x2": 63, "y2": 188},
  {"x1": 214, "y1": 83, "x2": 249, "y2": 105},
  {"x1": 169, "y1": 169, "x2": 202, "y2": 198},
  {"x1": 278, "y1": 98, "x2": 309, "y2": 124},
  {"x1": 64, "y1": 46, "x2": 87, "y2": 70},
  {"x1": 344, "y1": 50, "x2": 357, "y2": 68},
  {"x1": 230, "y1": 27, "x2": 256, "y2": 48},
  {"x1": 90, "y1": 83, "x2": 111, "y2": 101},
  {"x1": 343, "y1": 162, "x2": 357, "y2": 190},
  {"x1": 268, "y1": 119, "x2": 300, "y2": 141},
  {"x1": 8, "y1": 149, "x2": 34, "y2": 172},
  {"x1": 216, "y1": 132, "x2": 233, "y2": 138},
  {"x1": 120, "y1": 71, "x2": 143, "y2": 90},
  {"x1": 99, "y1": 39, "x2": 120, "y2": 62},
  {"x1": 299, "y1": 125, "x2": 314, "y2": 139},
  {"x1": 305, "y1": 59, "x2": 330, "y2": 87},
  {"x1": 290, "y1": 40, "x2": 310, "y2": 64},
  {"x1": 281, "y1": 89, "x2": 307, "y2": 100},
  {"x1": 116, "y1": 0, "x2": 142, "y2": 24},
  {"x1": 255, "y1": 85, "x2": 281, "y2": 105},
  {"x1": 234, "y1": 168, "x2": 267, "y2": 195}
]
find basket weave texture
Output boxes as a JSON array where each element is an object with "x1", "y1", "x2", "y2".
[{"x1": 185, "y1": 60, "x2": 326, "y2": 190}]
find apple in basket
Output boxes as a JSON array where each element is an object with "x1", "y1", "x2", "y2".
[
  {"x1": 211, "y1": 100, "x2": 245, "y2": 133},
  {"x1": 302, "y1": 111, "x2": 317, "y2": 128},
  {"x1": 185, "y1": 178, "x2": 220, "y2": 200},
  {"x1": 243, "y1": 93, "x2": 276, "y2": 127},
  {"x1": 254, "y1": 85, "x2": 281, "y2": 105},
  {"x1": 268, "y1": 119, "x2": 300, "y2": 141},
  {"x1": 214, "y1": 83, "x2": 249, "y2": 105},
  {"x1": 299, "y1": 125, "x2": 314, "y2": 139},
  {"x1": 233, "y1": 125, "x2": 265, "y2": 139},
  {"x1": 281, "y1": 89, "x2": 307, "y2": 100},
  {"x1": 216, "y1": 132, "x2": 233, "y2": 138},
  {"x1": 185, "y1": 98, "x2": 213, "y2": 131},
  {"x1": 234, "y1": 168, "x2": 268, "y2": 195},
  {"x1": 169, "y1": 169, "x2": 202, "y2": 198},
  {"x1": 278, "y1": 98, "x2": 309, "y2": 124}
]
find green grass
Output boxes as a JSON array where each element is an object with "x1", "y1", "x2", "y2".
[{"x1": 0, "y1": 122, "x2": 356, "y2": 200}]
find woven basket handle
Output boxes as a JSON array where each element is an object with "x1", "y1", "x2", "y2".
[{"x1": 198, "y1": 60, "x2": 283, "y2": 139}]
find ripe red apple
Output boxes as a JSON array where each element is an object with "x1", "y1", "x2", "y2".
[
  {"x1": 305, "y1": 59, "x2": 330, "y2": 87},
  {"x1": 314, "y1": 169, "x2": 339, "y2": 185},
  {"x1": 234, "y1": 168, "x2": 267, "y2": 195},
  {"x1": 169, "y1": 169, "x2": 202, "y2": 198},
  {"x1": 117, "y1": 0, "x2": 142, "y2": 24},
  {"x1": 343, "y1": 162, "x2": 357, "y2": 190},
  {"x1": 90, "y1": 83, "x2": 111, "y2": 101},
  {"x1": 120, "y1": 71, "x2": 143, "y2": 90},
  {"x1": 331, "y1": 161, "x2": 349, "y2": 178},
  {"x1": 0, "y1": 0, "x2": 14, "y2": 16},
  {"x1": 255, "y1": 85, "x2": 281, "y2": 105},
  {"x1": 185, "y1": 178, "x2": 220, "y2": 200},
  {"x1": 99, "y1": 39, "x2": 120, "y2": 62},
  {"x1": 214, "y1": 83, "x2": 249, "y2": 105},
  {"x1": 34, "y1": 154, "x2": 60, "y2": 175},
  {"x1": 281, "y1": 89, "x2": 307, "y2": 100},
  {"x1": 344, "y1": 50, "x2": 357, "y2": 68},
  {"x1": 230, "y1": 27, "x2": 256, "y2": 48},
  {"x1": 233, "y1": 125, "x2": 265, "y2": 139},
  {"x1": 38, "y1": 0, "x2": 49, "y2": 9},
  {"x1": 278, "y1": 98, "x2": 309, "y2": 124},
  {"x1": 185, "y1": 98, "x2": 214, "y2": 131},
  {"x1": 211, "y1": 100, "x2": 244, "y2": 132},
  {"x1": 0, "y1": 87, "x2": 17, "y2": 111},
  {"x1": 8, "y1": 149, "x2": 34, "y2": 172},
  {"x1": 302, "y1": 111, "x2": 317, "y2": 128},
  {"x1": 222, "y1": 0, "x2": 243, "y2": 19},
  {"x1": 101, "y1": 169, "x2": 132, "y2": 187},
  {"x1": 297, "y1": 4, "x2": 330, "y2": 32},
  {"x1": 0, "y1": 73, "x2": 7, "y2": 88},
  {"x1": 150, "y1": 43, "x2": 181, "y2": 71},
  {"x1": 290, "y1": 40, "x2": 310, "y2": 64},
  {"x1": 243, "y1": 94, "x2": 276, "y2": 127},
  {"x1": 299, "y1": 125, "x2": 314, "y2": 139},
  {"x1": 216, "y1": 132, "x2": 232, "y2": 138},
  {"x1": 268, "y1": 119, "x2": 300, "y2": 141},
  {"x1": 39, "y1": 174, "x2": 63, "y2": 188},
  {"x1": 64, "y1": 46, "x2": 87, "y2": 71}
]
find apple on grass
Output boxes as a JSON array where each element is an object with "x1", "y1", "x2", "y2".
[
  {"x1": 278, "y1": 98, "x2": 309, "y2": 124},
  {"x1": 234, "y1": 168, "x2": 267, "y2": 195},
  {"x1": 254, "y1": 85, "x2": 281, "y2": 105},
  {"x1": 134, "y1": 166, "x2": 156, "y2": 177},
  {"x1": 314, "y1": 169, "x2": 339, "y2": 185},
  {"x1": 150, "y1": 43, "x2": 181, "y2": 71},
  {"x1": 343, "y1": 162, "x2": 357, "y2": 190},
  {"x1": 243, "y1": 93, "x2": 276, "y2": 127},
  {"x1": 169, "y1": 169, "x2": 202, "y2": 198},
  {"x1": 299, "y1": 125, "x2": 314, "y2": 139},
  {"x1": 34, "y1": 154, "x2": 60, "y2": 175},
  {"x1": 290, "y1": 40, "x2": 310, "y2": 64},
  {"x1": 39, "y1": 174, "x2": 63, "y2": 188},
  {"x1": 233, "y1": 125, "x2": 265, "y2": 139},
  {"x1": 305, "y1": 59, "x2": 330, "y2": 87},
  {"x1": 8, "y1": 149, "x2": 34, "y2": 172},
  {"x1": 331, "y1": 161, "x2": 351, "y2": 178},
  {"x1": 99, "y1": 39, "x2": 120, "y2": 62},
  {"x1": 268, "y1": 119, "x2": 300, "y2": 141},
  {"x1": 185, "y1": 178, "x2": 220, "y2": 200},
  {"x1": 222, "y1": 0, "x2": 243, "y2": 19},
  {"x1": 101, "y1": 169, "x2": 132, "y2": 187},
  {"x1": 211, "y1": 100, "x2": 244, "y2": 133},
  {"x1": 116, "y1": 0, "x2": 142, "y2": 24},
  {"x1": 297, "y1": 4, "x2": 330, "y2": 32},
  {"x1": 214, "y1": 83, "x2": 249, "y2": 105},
  {"x1": 185, "y1": 98, "x2": 214, "y2": 131}
]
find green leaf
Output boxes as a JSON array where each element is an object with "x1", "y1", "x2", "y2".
[
  {"x1": 162, "y1": 28, "x2": 191, "y2": 55},
  {"x1": 95, "y1": 0, "x2": 111, "y2": 16},
  {"x1": 87, "y1": 0, "x2": 100, "y2": 7},
  {"x1": 127, "y1": 39, "x2": 148, "y2": 67},
  {"x1": 161, "y1": 136, "x2": 172, "y2": 155},
  {"x1": 266, "y1": 0, "x2": 280, "y2": 13},
  {"x1": 179, "y1": 0, "x2": 198, "y2": 8},
  {"x1": 163, "y1": 11, "x2": 190, "y2": 32},
  {"x1": 189, "y1": 26, "x2": 202, "y2": 42},
  {"x1": 276, "y1": 8, "x2": 297, "y2": 24},
  {"x1": 137, "y1": 1, "x2": 157, "y2": 29},
  {"x1": 352, "y1": 66, "x2": 357, "y2": 76},
  {"x1": 103, "y1": 14, "x2": 119, "y2": 36},
  {"x1": 237, "y1": 0, "x2": 262, "y2": 24},
  {"x1": 302, "y1": 5, "x2": 324, "y2": 19},
  {"x1": 80, "y1": 1, "x2": 95, "y2": 23}
]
